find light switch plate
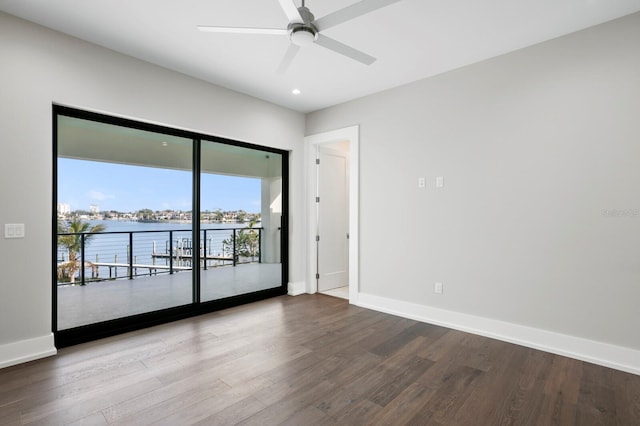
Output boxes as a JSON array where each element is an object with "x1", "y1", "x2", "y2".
[{"x1": 4, "y1": 223, "x2": 25, "y2": 239}]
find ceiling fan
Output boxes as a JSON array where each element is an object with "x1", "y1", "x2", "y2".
[{"x1": 198, "y1": 0, "x2": 403, "y2": 72}]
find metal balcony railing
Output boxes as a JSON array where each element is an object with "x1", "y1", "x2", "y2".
[{"x1": 56, "y1": 227, "x2": 263, "y2": 286}]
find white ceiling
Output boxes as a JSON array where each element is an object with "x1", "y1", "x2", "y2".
[{"x1": 2, "y1": 0, "x2": 639, "y2": 113}]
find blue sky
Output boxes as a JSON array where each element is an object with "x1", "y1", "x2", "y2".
[{"x1": 58, "y1": 158, "x2": 261, "y2": 213}]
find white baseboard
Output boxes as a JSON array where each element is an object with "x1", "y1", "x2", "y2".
[
  {"x1": 356, "y1": 293, "x2": 640, "y2": 376},
  {"x1": 287, "y1": 281, "x2": 307, "y2": 296},
  {"x1": 0, "y1": 334, "x2": 57, "y2": 369}
]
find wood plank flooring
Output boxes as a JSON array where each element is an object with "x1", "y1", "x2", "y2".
[{"x1": 1, "y1": 294, "x2": 639, "y2": 425}]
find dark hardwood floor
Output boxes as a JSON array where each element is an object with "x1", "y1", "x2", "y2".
[{"x1": 1, "y1": 294, "x2": 639, "y2": 425}]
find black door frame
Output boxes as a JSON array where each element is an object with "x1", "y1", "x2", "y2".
[{"x1": 52, "y1": 105, "x2": 289, "y2": 347}]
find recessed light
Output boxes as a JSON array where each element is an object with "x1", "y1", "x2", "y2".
[
  {"x1": 161, "y1": 141, "x2": 168, "y2": 147},
  {"x1": 292, "y1": 88, "x2": 301, "y2": 95}
]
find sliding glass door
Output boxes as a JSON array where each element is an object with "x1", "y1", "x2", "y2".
[{"x1": 54, "y1": 106, "x2": 287, "y2": 346}]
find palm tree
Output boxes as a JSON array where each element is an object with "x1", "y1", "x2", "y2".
[{"x1": 57, "y1": 219, "x2": 106, "y2": 285}]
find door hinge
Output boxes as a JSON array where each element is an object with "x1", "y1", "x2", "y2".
[
  {"x1": 316, "y1": 158, "x2": 320, "y2": 165},
  {"x1": 347, "y1": 233, "x2": 349, "y2": 239},
  {"x1": 316, "y1": 196, "x2": 320, "y2": 203},
  {"x1": 316, "y1": 273, "x2": 320, "y2": 280},
  {"x1": 316, "y1": 235, "x2": 320, "y2": 242}
]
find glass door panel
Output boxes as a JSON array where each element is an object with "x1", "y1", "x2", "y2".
[
  {"x1": 200, "y1": 140, "x2": 283, "y2": 301},
  {"x1": 56, "y1": 115, "x2": 193, "y2": 330}
]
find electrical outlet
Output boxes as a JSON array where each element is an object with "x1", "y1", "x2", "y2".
[{"x1": 434, "y1": 282, "x2": 443, "y2": 294}]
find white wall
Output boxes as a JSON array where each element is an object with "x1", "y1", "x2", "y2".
[
  {"x1": 307, "y1": 13, "x2": 640, "y2": 371},
  {"x1": 0, "y1": 12, "x2": 305, "y2": 367}
]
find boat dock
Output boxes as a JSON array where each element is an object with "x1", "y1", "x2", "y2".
[
  {"x1": 91, "y1": 262, "x2": 192, "y2": 278},
  {"x1": 150, "y1": 253, "x2": 233, "y2": 262}
]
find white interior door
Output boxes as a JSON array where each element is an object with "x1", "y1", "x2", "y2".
[{"x1": 317, "y1": 145, "x2": 349, "y2": 291}]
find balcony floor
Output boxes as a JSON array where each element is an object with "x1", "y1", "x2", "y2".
[{"x1": 57, "y1": 263, "x2": 282, "y2": 330}]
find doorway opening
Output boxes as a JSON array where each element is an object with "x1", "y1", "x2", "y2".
[
  {"x1": 317, "y1": 142, "x2": 349, "y2": 299},
  {"x1": 305, "y1": 126, "x2": 359, "y2": 303}
]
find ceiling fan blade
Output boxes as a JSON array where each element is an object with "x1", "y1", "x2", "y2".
[
  {"x1": 276, "y1": 44, "x2": 301, "y2": 74},
  {"x1": 314, "y1": 0, "x2": 403, "y2": 31},
  {"x1": 316, "y1": 34, "x2": 376, "y2": 65},
  {"x1": 197, "y1": 26, "x2": 288, "y2": 35},
  {"x1": 278, "y1": 0, "x2": 304, "y2": 23}
]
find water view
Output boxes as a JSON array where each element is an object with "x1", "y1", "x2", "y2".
[{"x1": 57, "y1": 219, "x2": 262, "y2": 285}]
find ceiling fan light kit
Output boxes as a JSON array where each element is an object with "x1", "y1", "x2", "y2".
[
  {"x1": 288, "y1": 24, "x2": 318, "y2": 47},
  {"x1": 198, "y1": 0, "x2": 404, "y2": 71}
]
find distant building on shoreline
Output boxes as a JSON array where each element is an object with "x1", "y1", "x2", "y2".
[{"x1": 57, "y1": 203, "x2": 71, "y2": 215}]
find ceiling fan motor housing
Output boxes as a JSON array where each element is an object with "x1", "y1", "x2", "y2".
[{"x1": 288, "y1": 6, "x2": 317, "y2": 46}]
